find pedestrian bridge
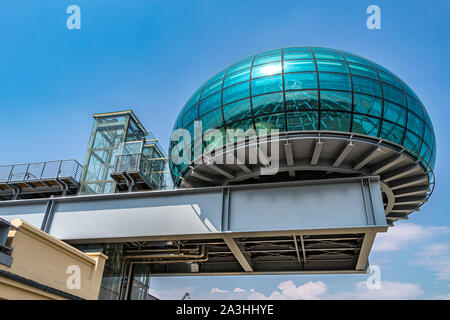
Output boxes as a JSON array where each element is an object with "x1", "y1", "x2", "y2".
[{"x1": 0, "y1": 176, "x2": 388, "y2": 276}]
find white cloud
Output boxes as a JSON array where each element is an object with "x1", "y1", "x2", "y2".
[
  {"x1": 151, "y1": 279, "x2": 424, "y2": 300},
  {"x1": 210, "y1": 287, "x2": 230, "y2": 294},
  {"x1": 222, "y1": 280, "x2": 421, "y2": 300},
  {"x1": 415, "y1": 243, "x2": 450, "y2": 280},
  {"x1": 373, "y1": 223, "x2": 450, "y2": 252},
  {"x1": 436, "y1": 293, "x2": 450, "y2": 300},
  {"x1": 149, "y1": 286, "x2": 194, "y2": 300},
  {"x1": 246, "y1": 280, "x2": 327, "y2": 300},
  {"x1": 328, "y1": 281, "x2": 423, "y2": 300}
]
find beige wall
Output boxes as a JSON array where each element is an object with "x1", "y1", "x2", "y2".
[{"x1": 0, "y1": 219, "x2": 107, "y2": 300}]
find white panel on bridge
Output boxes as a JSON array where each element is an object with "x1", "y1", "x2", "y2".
[
  {"x1": 0, "y1": 203, "x2": 47, "y2": 229},
  {"x1": 51, "y1": 192, "x2": 224, "y2": 240}
]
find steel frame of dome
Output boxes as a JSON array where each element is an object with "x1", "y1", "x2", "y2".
[{"x1": 170, "y1": 47, "x2": 436, "y2": 224}]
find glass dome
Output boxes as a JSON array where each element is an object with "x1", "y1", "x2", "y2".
[{"x1": 170, "y1": 47, "x2": 436, "y2": 186}]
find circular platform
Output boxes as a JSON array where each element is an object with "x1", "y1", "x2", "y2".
[{"x1": 178, "y1": 131, "x2": 434, "y2": 224}]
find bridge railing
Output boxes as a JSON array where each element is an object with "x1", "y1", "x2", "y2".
[{"x1": 0, "y1": 160, "x2": 83, "y2": 183}]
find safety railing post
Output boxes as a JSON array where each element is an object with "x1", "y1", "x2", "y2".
[
  {"x1": 40, "y1": 162, "x2": 46, "y2": 179},
  {"x1": 24, "y1": 163, "x2": 31, "y2": 181},
  {"x1": 7, "y1": 165, "x2": 14, "y2": 183},
  {"x1": 74, "y1": 161, "x2": 79, "y2": 180},
  {"x1": 56, "y1": 160, "x2": 63, "y2": 178},
  {"x1": 136, "y1": 154, "x2": 140, "y2": 171}
]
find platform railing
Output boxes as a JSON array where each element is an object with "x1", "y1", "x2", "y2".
[
  {"x1": 0, "y1": 160, "x2": 83, "y2": 184},
  {"x1": 113, "y1": 153, "x2": 165, "y2": 189}
]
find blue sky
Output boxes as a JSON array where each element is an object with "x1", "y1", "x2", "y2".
[{"x1": 0, "y1": 0, "x2": 449, "y2": 299}]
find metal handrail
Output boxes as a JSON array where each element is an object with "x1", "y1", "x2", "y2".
[
  {"x1": 113, "y1": 153, "x2": 165, "y2": 188},
  {"x1": 0, "y1": 160, "x2": 83, "y2": 184}
]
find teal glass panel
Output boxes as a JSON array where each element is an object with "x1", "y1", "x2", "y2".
[
  {"x1": 182, "y1": 104, "x2": 198, "y2": 126},
  {"x1": 419, "y1": 143, "x2": 432, "y2": 165},
  {"x1": 284, "y1": 47, "x2": 311, "y2": 52},
  {"x1": 283, "y1": 60, "x2": 315, "y2": 72},
  {"x1": 320, "y1": 111, "x2": 351, "y2": 132},
  {"x1": 406, "y1": 95, "x2": 424, "y2": 118},
  {"x1": 406, "y1": 111, "x2": 424, "y2": 137},
  {"x1": 403, "y1": 130, "x2": 422, "y2": 154},
  {"x1": 184, "y1": 86, "x2": 203, "y2": 110},
  {"x1": 343, "y1": 54, "x2": 371, "y2": 65},
  {"x1": 252, "y1": 62, "x2": 282, "y2": 78},
  {"x1": 224, "y1": 69, "x2": 250, "y2": 88},
  {"x1": 314, "y1": 52, "x2": 344, "y2": 60},
  {"x1": 254, "y1": 54, "x2": 281, "y2": 66},
  {"x1": 429, "y1": 152, "x2": 436, "y2": 170},
  {"x1": 284, "y1": 72, "x2": 317, "y2": 90},
  {"x1": 257, "y1": 49, "x2": 282, "y2": 56},
  {"x1": 201, "y1": 79, "x2": 223, "y2": 99},
  {"x1": 227, "y1": 57, "x2": 252, "y2": 74},
  {"x1": 252, "y1": 75, "x2": 283, "y2": 95},
  {"x1": 352, "y1": 114, "x2": 380, "y2": 137},
  {"x1": 352, "y1": 76, "x2": 382, "y2": 97},
  {"x1": 199, "y1": 92, "x2": 221, "y2": 116},
  {"x1": 285, "y1": 90, "x2": 318, "y2": 111},
  {"x1": 226, "y1": 118, "x2": 255, "y2": 133},
  {"x1": 317, "y1": 61, "x2": 348, "y2": 73},
  {"x1": 383, "y1": 101, "x2": 407, "y2": 125},
  {"x1": 383, "y1": 84, "x2": 406, "y2": 106},
  {"x1": 402, "y1": 81, "x2": 420, "y2": 101},
  {"x1": 423, "y1": 111, "x2": 433, "y2": 132},
  {"x1": 223, "y1": 98, "x2": 252, "y2": 123},
  {"x1": 423, "y1": 125, "x2": 434, "y2": 149},
  {"x1": 372, "y1": 62, "x2": 397, "y2": 78},
  {"x1": 380, "y1": 121, "x2": 404, "y2": 144},
  {"x1": 311, "y1": 47, "x2": 337, "y2": 52},
  {"x1": 379, "y1": 71, "x2": 402, "y2": 89},
  {"x1": 320, "y1": 91, "x2": 352, "y2": 112},
  {"x1": 254, "y1": 113, "x2": 286, "y2": 133},
  {"x1": 287, "y1": 111, "x2": 319, "y2": 131},
  {"x1": 319, "y1": 73, "x2": 351, "y2": 91},
  {"x1": 201, "y1": 108, "x2": 224, "y2": 130},
  {"x1": 173, "y1": 112, "x2": 183, "y2": 130},
  {"x1": 283, "y1": 52, "x2": 313, "y2": 60},
  {"x1": 349, "y1": 63, "x2": 378, "y2": 79},
  {"x1": 223, "y1": 82, "x2": 250, "y2": 104},
  {"x1": 353, "y1": 94, "x2": 382, "y2": 117},
  {"x1": 204, "y1": 127, "x2": 226, "y2": 153},
  {"x1": 252, "y1": 92, "x2": 284, "y2": 116},
  {"x1": 205, "y1": 69, "x2": 226, "y2": 86},
  {"x1": 185, "y1": 122, "x2": 195, "y2": 142}
]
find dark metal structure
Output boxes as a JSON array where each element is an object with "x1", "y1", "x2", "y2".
[{"x1": 0, "y1": 218, "x2": 13, "y2": 267}]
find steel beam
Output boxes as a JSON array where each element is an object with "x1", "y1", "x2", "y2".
[
  {"x1": 333, "y1": 142, "x2": 354, "y2": 167},
  {"x1": 223, "y1": 235, "x2": 253, "y2": 272},
  {"x1": 284, "y1": 143, "x2": 296, "y2": 177},
  {"x1": 353, "y1": 146, "x2": 382, "y2": 170},
  {"x1": 208, "y1": 164, "x2": 235, "y2": 179},
  {"x1": 310, "y1": 141, "x2": 324, "y2": 166},
  {"x1": 381, "y1": 164, "x2": 420, "y2": 183},
  {"x1": 355, "y1": 232, "x2": 376, "y2": 271},
  {"x1": 284, "y1": 143, "x2": 294, "y2": 166},
  {"x1": 293, "y1": 235, "x2": 303, "y2": 270},
  {"x1": 370, "y1": 154, "x2": 404, "y2": 175},
  {"x1": 190, "y1": 169, "x2": 217, "y2": 184},
  {"x1": 389, "y1": 175, "x2": 428, "y2": 190}
]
